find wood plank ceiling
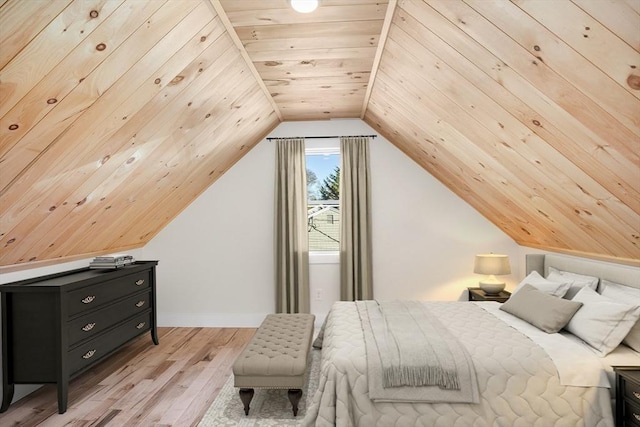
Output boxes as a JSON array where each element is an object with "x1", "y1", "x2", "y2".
[
  {"x1": 0, "y1": 0, "x2": 638, "y2": 270},
  {"x1": 218, "y1": 0, "x2": 388, "y2": 120}
]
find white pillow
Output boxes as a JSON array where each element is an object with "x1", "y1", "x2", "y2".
[
  {"x1": 547, "y1": 267, "x2": 599, "y2": 299},
  {"x1": 513, "y1": 271, "x2": 571, "y2": 297},
  {"x1": 600, "y1": 279, "x2": 640, "y2": 352},
  {"x1": 565, "y1": 286, "x2": 640, "y2": 356}
]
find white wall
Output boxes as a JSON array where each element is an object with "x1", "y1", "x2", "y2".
[
  {"x1": 142, "y1": 119, "x2": 521, "y2": 326},
  {"x1": 141, "y1": 138, "x2": 276, "y2": 327}
]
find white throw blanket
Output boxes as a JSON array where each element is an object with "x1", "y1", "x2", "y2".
[{"x1": 357, "y1": 300, "x2": 480, "y2": 403}]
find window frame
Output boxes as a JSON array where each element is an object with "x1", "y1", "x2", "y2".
[{"x1": 305, "y1": 139, "x2": 340, "y2": 264}]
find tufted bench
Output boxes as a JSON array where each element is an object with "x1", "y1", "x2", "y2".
[{"x1": 232, "y1": 313, "x2": 315, "y2": 416}]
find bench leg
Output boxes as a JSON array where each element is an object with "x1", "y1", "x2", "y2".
[
  {"x1": 288, "y1": 389, "x2": 302, "y2": 416},
  {"x1": 239, "y1": 388, "x2": 254, "y2": 416}
]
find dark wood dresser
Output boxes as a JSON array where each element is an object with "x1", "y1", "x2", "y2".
[
  {"x1": 0, "y1": 261, "x2": 158, "y2": 414},
  {"x1": 615, "y1": 366, "x2": 640, "y2": 427}
]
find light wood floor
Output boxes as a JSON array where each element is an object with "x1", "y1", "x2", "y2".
[{"x1": 0, "y1": 327, "x2": 255, "y2": 427}]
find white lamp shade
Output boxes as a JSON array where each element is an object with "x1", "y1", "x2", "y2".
[
  {"x1": 473, "y1": 254, "x2": 511, "y2": 275},
  {"x1": 474, "y1": 254, "x2": 510, "y2": 294},
  {"x1": 290, "y1": 0, "x2": 319, "y2": 13}
]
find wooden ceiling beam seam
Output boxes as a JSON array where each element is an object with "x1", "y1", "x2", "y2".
[
  {"x1": 361, "y1": 0, "x2": 397, "y2": 119},
  {"x1": 205, "y1": 0, "x2": 282, "y2": 122}
]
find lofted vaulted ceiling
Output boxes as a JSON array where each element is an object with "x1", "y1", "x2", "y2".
[{"x1": 0, "y1": 0, "x2": 638, "y2": 270}]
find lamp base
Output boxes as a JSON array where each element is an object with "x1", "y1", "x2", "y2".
[{"x1": 479, "y1": 280, "x2": 505, "y2": 295}]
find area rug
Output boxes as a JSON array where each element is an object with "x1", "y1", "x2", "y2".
[{"x1": 198, "y1": 349, "x2": 321, "y2": 427}]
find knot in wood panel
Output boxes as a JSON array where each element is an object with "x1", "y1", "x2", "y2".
[
  {"x1": 627, "y1": 74, "x2": 640, "y2": 90},
  {"x1": 169, "y1": 76, "x2": 184, "y2": 85}
]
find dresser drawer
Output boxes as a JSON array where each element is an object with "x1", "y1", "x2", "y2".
[
  {"x1": 623, "y1": 400, "x2": 640, "y2": 426},
  {"x1": 67, "y1": 271, "x2": 151, "y2": 316},
  {"x1": 625, "y1": 379, "x2": 640, "y2": 405},
  {"x1": 67, "y1": 291, "x2": 151, "y2": 346},
  {"x1": 68, "y1": 311, "x2": 151, "y2": 375}
]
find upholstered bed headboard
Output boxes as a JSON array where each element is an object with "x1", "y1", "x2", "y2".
[{"x1": 526, "y1": 254, "x2": 640, "y2": 290}]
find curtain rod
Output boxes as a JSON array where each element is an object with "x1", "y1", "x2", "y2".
[{"x1": 266, "y1": 134, "x2": 377, "y2": 141}]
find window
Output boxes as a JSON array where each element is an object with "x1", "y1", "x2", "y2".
[{"x1": 306, "y1": 140, "x2": 340, "y2": 252}]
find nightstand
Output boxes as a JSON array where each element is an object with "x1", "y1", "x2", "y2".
[
  {"x1": 468, "y1": 287, "x2": 511, "y2": 303},
  {"x1": 614, "y1": 367, "x2": 640, "y2": 427}
]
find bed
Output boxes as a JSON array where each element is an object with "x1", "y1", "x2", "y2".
[{"x1": 303, "y1": 254, "x2": 640, "y2": 427}]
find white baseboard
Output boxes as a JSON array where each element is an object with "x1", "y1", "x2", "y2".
[
  {"x1": 158, "y1": 312, "x2": 329, "y2": 329},
  {"x1": 157, "y1": 312, "x2": 269, "y2": 328}
]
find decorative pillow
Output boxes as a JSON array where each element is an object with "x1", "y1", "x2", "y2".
[
  {"x1": 565, "y1": 286, "x2": 640, "y2": 356},
  {"x1": 547, "y1": 267, "x2": 599, "y2": 299},
  {"x1": 599, "y1": 279, "x2": 640, "y2": 352},
  {"x1": 500, "y1": 284, "x2": 583, "y2": 333},
  {"x1": 513, "y1": 271, "x2": 571, "y2": 297}
]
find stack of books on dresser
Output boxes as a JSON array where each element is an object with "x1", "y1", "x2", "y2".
[{"x1": 89, "y1": 254, "x2": 135, "y2": 269}]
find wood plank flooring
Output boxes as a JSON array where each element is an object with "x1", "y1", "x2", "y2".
[{"x1": 0, "y1": 327, "x2": 255, "y2": 427}]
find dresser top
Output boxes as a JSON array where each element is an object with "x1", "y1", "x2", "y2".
[
  {"x1": 0, "y1": 261, "x2": 158, "y2": 291},
  {"x1": 615, "y1": 366, "x2": 640, "y2": 383}
]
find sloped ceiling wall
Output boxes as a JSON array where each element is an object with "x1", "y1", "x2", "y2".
[
  {"x1": 0, "y1": 0, "x2": 638, "y2": 270},
  {"x1": 364, "y1": 0, "x2": 640, "y2": 264},
  {"x1": 0, "y1": 0, "x2": 280, "y2": 267}
]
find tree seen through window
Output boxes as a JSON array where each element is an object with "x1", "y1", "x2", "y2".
[{"x1": 306, "y1": 152, "x2": 340, "y2": 251}]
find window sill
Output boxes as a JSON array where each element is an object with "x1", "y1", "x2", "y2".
[{"x1": 309, "y1": 252, "x2": 339, "y2": 264}]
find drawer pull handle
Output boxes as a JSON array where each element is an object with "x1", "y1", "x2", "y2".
[
  {"x1": 634, "y1": 391, "x2": 640, "y2": 400},
  {"x1": 81, "y1": 295, "x2": 96, "y2": 304},
  {"x1": 136, "y1": 322, "x2": 146, "y2": 329},
  {"x1": 135, "y1": 300, "x2": 145, "y2": 308},
  {"x1": 135, "y1": 279, "x2": 145, "y2": 286},
  {"x1": 82, "y1": 323, "x2": 96, "y2": 332},
  {"x1": 82, "y1": 350, "x2": 96, "y2": 359},
  {"x1": 635, "y1": 413, "x2": 640, "y2": 422}
]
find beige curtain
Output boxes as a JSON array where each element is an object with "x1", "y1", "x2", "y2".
[
  {"x1": 340, "y1": 136, "x2": 373, "y2": 301},
  {"x1": 274, "y1": 138, "x2": 310, "y2": 313}
]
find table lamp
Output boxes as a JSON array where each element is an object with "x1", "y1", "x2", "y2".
[{"x1": 474, "y1": 254, "x2": 511, "y2": 295}]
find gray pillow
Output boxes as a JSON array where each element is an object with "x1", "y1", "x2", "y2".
[{"x1": 500, "y1": 284, "x2": 583, "y2": 333}]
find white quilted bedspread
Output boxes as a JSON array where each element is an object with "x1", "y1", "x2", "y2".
[{"x1": 302, "y1": 301, "x2": 614, "y2": 427}]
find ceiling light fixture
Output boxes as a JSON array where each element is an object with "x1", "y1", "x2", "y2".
[{"x1": 289, "y1": 0, "x2": 319, "y2": 13}]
